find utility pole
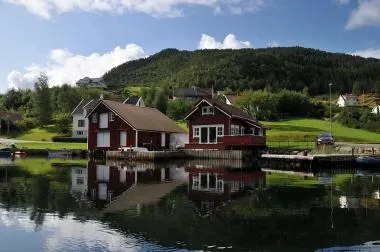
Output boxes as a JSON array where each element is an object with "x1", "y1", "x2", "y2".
[{"x1": 329, "y1": 83, "x2": 333, "y2": 135}]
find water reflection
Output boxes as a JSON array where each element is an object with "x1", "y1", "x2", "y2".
[{"x1": 1, "y1": 158, "x2": 380, "y2": 251}]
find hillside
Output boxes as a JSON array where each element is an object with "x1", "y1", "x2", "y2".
[{"x1": 103, "y1": 47, "x2": 380, "y2": 95}]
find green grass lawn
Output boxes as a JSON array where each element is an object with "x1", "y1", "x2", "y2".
[
  {"x1": 15, "y1": 142, "x2": 87, "y2": 150},
  {"x1": 12, "y1": 125, "x2": 61, "y2": 141},
  {"x1": 264, "y1": 118, "x2": 380, "y2": 143},
  {"x1": 266, "y1": 173, "x2": 319, "y2": 188}
]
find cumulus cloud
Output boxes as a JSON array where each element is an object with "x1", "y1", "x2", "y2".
[
  {"x1": 346, "y1": 0, "x2": 380, "y2": 30},
  {"x1": 335, "y1": 0, "x2": 350, "y2": 5},
  {"x1": 5, "y1": 0, "x2": 265, "y2": 19},
  {"x1": 7, "y1": 44, "x2": 146, "y2": 89},
  {"x1": 267, "y1": 41, "x2": 280, "y2": 47},
  {"x1": 198, "y1": 34, "x2": 252, "y2": 49},
  {"x1": 351, "y1": 48, "x2": 380, "y2": 59}
]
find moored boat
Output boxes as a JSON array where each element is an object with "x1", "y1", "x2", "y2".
[{"x1": 355, "y1": 156, "x2": 380, "y2": 168}]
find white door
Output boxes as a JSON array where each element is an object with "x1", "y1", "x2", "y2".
[
  {"x1": 98, "y1": 183, "x2": 108, "y2": 200},
  {"x1": 120, "y1": 131, "x2": 127, "y2": 147},
  {"x1": 97, "y1": 132, "x2": 110, "y2": 147},
  {"x1": 161, "y1": 133, "x2": 166, "y2": 147},
  {"x1": 96, "y1": 165, "x2": 110, "y2": 181}
]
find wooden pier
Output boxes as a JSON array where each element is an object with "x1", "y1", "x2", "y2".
[{"x1": 261, "y1": 153, "x2": 357, "y2": 170}]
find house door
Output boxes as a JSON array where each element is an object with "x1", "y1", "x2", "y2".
[
  {"x1": 120, "y1": 131, "x2": 127, "y2": 147},
  {"x1": 161, "y1": 133, "x2": 166, "y2": 147}
]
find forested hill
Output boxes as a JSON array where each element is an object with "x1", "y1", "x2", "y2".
[{"x1": 103, "y1": 47, "x2": 380, "y2": 95}]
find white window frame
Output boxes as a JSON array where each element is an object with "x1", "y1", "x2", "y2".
[
  {"x1": 76, "y1": 131, "x2": 84, "y2": 136},
  {"x1": 202, "y1": 106, "x2": 215, "y2": 116},
  {"x1": 99, "y1": 113, "x2": 109, "y2": 129},
  {"x1": 193, "y1": 125, "x2": 224, "y2": 144},
  {"x1": 230, "y1": 125, "x2": 240, "y2": 136},
  {"x1": 193, "y1": 127, "x2": 200, "y2": 138},
  {"x1": 109, "y1": 112, "x2": 115, "y2": 121},
  {"x1": 78, "y1": 119, "x2": 85, "y2": 128},
  {"x1": 217, "y1": 126, "x2": 223, "y2": 137}
]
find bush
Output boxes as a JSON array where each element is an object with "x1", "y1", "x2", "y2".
[
  {"x1": 15, "y1": 117, "x2": 38, "y2": 131},
  {"x1": 167, "y1": 99, "x2": 194, "y2": 120},
  {"x1": 52, "y1": 136, "x2": 87, "y2": 143},
  {"x1": 53, "y1": 113, "x2": 71, "y2": 134}
]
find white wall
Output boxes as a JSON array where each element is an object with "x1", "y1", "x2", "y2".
[
  {"x1": 71, "y1": 167, "x2": 88, "y2": 193},
  {"x1": 72, "y1": 114, "x2": 88, "y2": 138},
  {"x1": 170, "y1": 133, "x2": 189, "y2": 149}
]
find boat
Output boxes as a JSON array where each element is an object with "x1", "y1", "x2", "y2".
[
  {"x1": 14, "y1": 150, "x2": 28, "y2": 158},
  {"x1": 355, "y1": 156, "x2": 380, "y2": 168},
  {"x1": 0, "y1": 148, "x2": 12, "y2": 158}
]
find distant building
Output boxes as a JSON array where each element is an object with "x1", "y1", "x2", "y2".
[
  {"x1": 71, "y1": 99, "x2": 99, "y2": 138},
  {"x1": 123, "y1": 96, "x2": 145, "y2": 107},
  {"x1": 76, "y1": 77, "x2": 106, "y2": 88},
  {"x1": 184, "y1": 97, "x2": 266, "y2": 150},
  {"x1": 71, "y1": 166, "x2": 88, "y2": 195},
  {"x1": 173, "y1": 86, "x2": 212, "y2": 100},
  {"x1": 372, "y1": 99, "x2": 380, "y2": 114},
  {"x1": 337, "y1": 94, "x2": 358, "y2": 107}
]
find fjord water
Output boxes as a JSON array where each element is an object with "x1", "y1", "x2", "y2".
[{"x1": 0, "y1": 158, "x2": 380, "y2": 251}]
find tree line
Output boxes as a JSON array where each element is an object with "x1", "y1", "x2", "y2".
[{"x1": 103, "y1": 47, "x2": 380, "y2": 95}]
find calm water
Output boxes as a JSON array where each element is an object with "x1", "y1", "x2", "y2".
[{"x1": 0, "y1": 158, "x2": 380, "y2": 251}]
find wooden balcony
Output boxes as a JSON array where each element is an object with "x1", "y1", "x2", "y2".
[{"x1": 185, "y1": 135, "x2": 266, "y2": 150}]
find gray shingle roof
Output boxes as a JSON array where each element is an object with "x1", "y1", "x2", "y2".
[{"x1": 173, "y1": 86, "x2": 212, "y2": 98}]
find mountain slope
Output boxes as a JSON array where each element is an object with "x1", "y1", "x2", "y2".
[{"x1": 103, "y1": 47, "x2": 380, "y2": 95}]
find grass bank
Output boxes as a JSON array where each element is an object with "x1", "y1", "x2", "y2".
[
  {"x1": 15, "y1": 142, "x2": 87, "y2": 150},
  {"x1": 264, "y1": 118, "x2": 380, "y2": 143}
]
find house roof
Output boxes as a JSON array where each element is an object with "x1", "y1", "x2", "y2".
[
  {"x1": 173, "y1": 86, "x2": 212, "y2": 98},
  {"x1": 123, "y1": 96, "x2": 141, "y2": 105},
  {"x1": 76, "y1": 77, "x2": 105, "y2": 85},
  {"x1": 185, "y1": 97, "x2": 263, "y2": 127},
  {"x1": 340, "y1": 94, "x2": 358, "y2": 100},
  {"x1": 72, "y1": 99, "x2": 100, "y2": 116},
  {"x1": 89, "y1": 100, "x2": 185, "y2": 133}
]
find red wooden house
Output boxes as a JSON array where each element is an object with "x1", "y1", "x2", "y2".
[
  {"x1": 184, "y1": 97, "x2": 266, "y2": 150},
  {"x1": 86, "y1": 100, "x2": 185, "y2": 151}
]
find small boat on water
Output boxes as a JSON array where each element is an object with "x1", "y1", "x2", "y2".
[
  {"x1": 355, "y1": 156, "x2": 380, "y2": 168},
  {"x1": 0, "y1": 148, "x2": 12, "y2": 158}
]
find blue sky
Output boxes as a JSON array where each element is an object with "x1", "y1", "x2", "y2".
[{"x1": 1, "y1": 0, "x2": 380, "y2": 92}]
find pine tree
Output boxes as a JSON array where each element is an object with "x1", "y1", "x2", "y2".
[{"x1": 33, "y1": 73, "x2": 52, "y2": 126}]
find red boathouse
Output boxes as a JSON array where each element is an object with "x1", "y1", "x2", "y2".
[
  {"x1": 184, "y1": 98, "x2": 266, "y2": 150},
  {"x1": 86, "y1": 100, "x2": 186, "y2": 151}
]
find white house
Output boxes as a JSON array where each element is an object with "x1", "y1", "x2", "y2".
[
  {"x1": 71, "y1": 99, "x2": 99, "y2": 138},
  {"x1": 71, "y1": 167, "x2": 88, "y2": 194},
  {"x1": 223, "y1": 94, "x2": 239, "y2": 105},
  {"x1": 372, "y1": 105, "x2": 380, "y2": 114},
  {"x1": 76, "y1": 77, "x2": 106, "y2": 88},
  {"x1": 337, "y1": 94, "x2": 358, "y2": 107}
]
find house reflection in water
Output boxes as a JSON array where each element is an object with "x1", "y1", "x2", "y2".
[
  {"x1": 186, "y1": 166, "x2": 266, "y2": 216},
  {"x1": 87, "y1": 161, "x2": 188, "y2": 208},
  {"x1": 70, "y1": 166, "x2": 88, "y2": 199}
]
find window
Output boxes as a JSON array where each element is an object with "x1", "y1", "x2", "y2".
[
  {"x1": 76, "y1": 177, "x2": 84, "y2": 185},
  {"x1": 193, "y1": 127, "x2": 200, "y2": 137},
  {"x1": 91, "y1": 113, "x2": 98, "y2": 123},
  {"x1": 78, "y1": 120, "x2": 85, "y2": 127},
  {"x1": 230, "y1": 125, "x2": 240, "y2": 136},
  {"x1": 209, "y1": 127, "x2": 217, "y2": 143},
  {"x1": 76, "y1": 131, "x2": 84, "y2": 136},
  {"x1": 217, "y1": 179, "x2": 224, "y2": 192},
  {"x1": 75, "y1": 169, "x2": 83, "y2": 174},
  {"x1": 240, "y1": 126, "x2": 245, "y2": 136},
  {"x1": 217, "y1": 126, "x2": 223, "y2": 137},
  {"x1": 202, "y1": 106, "x2": 214, "y2": 115},
  {"x1": 99, "y1": 113, "x2": 109, "y2": 128},
  {"x1": 109, "y1": 112, "x2": 114, "y2": 121},
  {"x1": 192, "y1": 175, "x2": 200, "y2": 189}
]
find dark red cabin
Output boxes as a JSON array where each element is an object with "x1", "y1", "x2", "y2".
[
  {"x1": 86, "y1": 100, "x2": 185, "y2": 151},
  {"x1": 184, "y1": 97, "x2": 266, "y2": 150}
]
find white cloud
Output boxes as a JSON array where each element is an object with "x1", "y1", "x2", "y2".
[
  {"x1": 351, "y1": 48, "x2": 380, "y2": 59},
  {"x1": 346, "y1": 0, "x2": 380, "y2": 30},
  {"x1": 5, "y1": 0, "x2": 265, "y2": 19},
  {"x1": 198, "y1": 34, "x2": 252, "y2": 49},
  {"x1": 335, "y1": 0, "x2": 350, "y2": 5},
  {"x1": 7, "y1": 44, "x2": 146, "y2": 89},
  {"x1": 267, "y1": 41, "x2": 280, "y2": 47}
]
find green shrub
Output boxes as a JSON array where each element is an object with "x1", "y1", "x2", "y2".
[{"x1": 53, "y1": 113, "x2": 71, "y2": 134}]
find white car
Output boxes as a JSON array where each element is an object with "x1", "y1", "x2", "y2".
[{"x1": 117, "y1": 147, "x2": 149, "y2": 152}]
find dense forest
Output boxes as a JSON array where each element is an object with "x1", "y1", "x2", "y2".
[{"x1": 103, "y1": 47, "x2": 380, "y2": 95}]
